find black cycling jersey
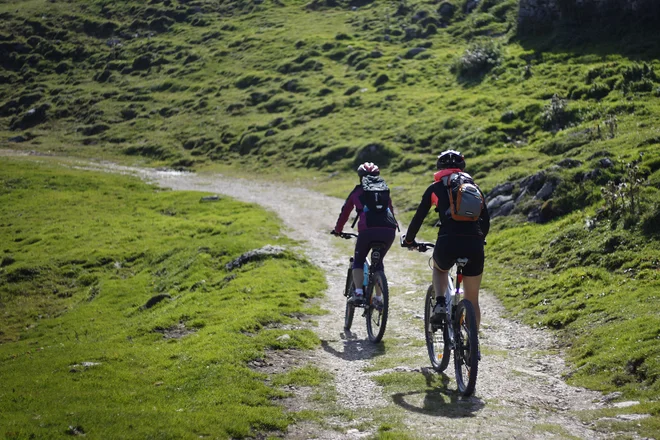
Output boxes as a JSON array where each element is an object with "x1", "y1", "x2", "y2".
[{"x1": 405, "y1": 180, "x2": 490, "y2": 243}]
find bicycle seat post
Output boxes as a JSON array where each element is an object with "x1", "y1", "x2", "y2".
[{"x1": 454, "y1": 258, "x2": 469, "y2": 295}]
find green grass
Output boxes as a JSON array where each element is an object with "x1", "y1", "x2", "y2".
[
  {"x1": 483, "y1": 209, "x2": 660, "y2": 399},
  {"x1": 531, "y1": 423, "x2": 579, "y2": 439},
  {"x1": 1, "y1": 0, "x2": 660, "y2": 432},
  {"x1": 0, "y1": 158, "x2": 326, "y2": 438},
  {"x1": 272, "y1": 365, "x2": 332, "y2": 387}
]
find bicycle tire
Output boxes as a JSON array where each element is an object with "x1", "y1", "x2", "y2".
[
  {"x1": 454, "y1": 299, "x2": 479, "y2": 396},
  {"x1": 424, "y1": 285, "x2": 451, "y2": 373},
  {"x1": 366, "y1": 270, "x2": 389, "y2": 343},
  {"x1": 343, "y1": 267, "x2": 355, "y2": 331}
]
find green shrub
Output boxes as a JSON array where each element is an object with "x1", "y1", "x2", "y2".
[
  {"x1": 451, "y1": 39, "x2": 502, "y2": 79},
  {"x1": 540, "y1": 94, "x2": 578, "y2": 131},
  {"x1": 600, "y1": 157, "x2": 647, "y2": 223}
]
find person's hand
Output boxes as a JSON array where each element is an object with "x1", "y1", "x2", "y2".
[
  {"x1": 330, "y1": 230, "x2": 340, "y2": 236},
  {"x1": 400, "y1": 235, "x2": 417, "y2": 249}
]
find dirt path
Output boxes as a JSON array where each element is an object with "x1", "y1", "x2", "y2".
[{"x1": 4, "y1": 152, "x2": 639, "y2": 439}]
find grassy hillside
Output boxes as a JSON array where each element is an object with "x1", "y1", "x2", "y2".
[
  {"x1": 1, "y1": 0, "x2": 659, "y2": 432},
  {"x1": 0, "y1": 158, "x2": 326, "y2": 438}
]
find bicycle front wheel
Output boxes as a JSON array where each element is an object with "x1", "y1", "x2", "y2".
[
  {"x1": 424, "y1": 285, "x2": 451, "y2": 372},
  {"x1": 343, "y1": 267, "x2": 355, "y2": 331},
  {"x1": 365, "y1": 270, "x2": 389, "y2": 343},
  {"x1": 454, "y1": 299, "x2": 479, "y2": 396}
]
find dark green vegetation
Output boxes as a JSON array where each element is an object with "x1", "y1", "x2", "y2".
[
  {"x1": 1, "y1": 0, "x2": 659, "y2": 435},
  {"x1": 0, "y1": 158, "x2": 326, "y2": 438}
]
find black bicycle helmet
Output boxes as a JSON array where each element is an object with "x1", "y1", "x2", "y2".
[
  {"x1": 357, "y1": 162, "x2": 380, "y2": 178},
  {"x1": 436, "y1": 150, "x2": 465, "y2": 171}
]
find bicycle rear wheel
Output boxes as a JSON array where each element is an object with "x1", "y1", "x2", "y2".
[
  {"x1": 454, "y1": 299, "x2": 479, "y2": 396},
  {"x1": 424, "y1": 285, "x2": 451, "y2": 372},
  {"x1": 343, "y1": 267, "x2": 355, "y2": 331},
  {"x1": 366, "y1": 270, "x2": 389, "y2": 343}
]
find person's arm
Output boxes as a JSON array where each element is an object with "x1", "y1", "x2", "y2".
[
  {"x1": 334, "y1": 188, "x2": 357, "y2": 233},
  {"x1": 404, "y1": 184, "x2": 434, "y2": 243}
]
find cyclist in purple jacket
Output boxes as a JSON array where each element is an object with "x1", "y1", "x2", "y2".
[{"x1": 332, "y1": 162, "x2": 398, "y2": 306}]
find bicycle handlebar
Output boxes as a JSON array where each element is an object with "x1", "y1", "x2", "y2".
[
  {"x1": 331, "y1": 231, "x2": 358, "y2": 240},
  {"x1": 400, "y1": 234, "x2": 434, "y2": 252}
]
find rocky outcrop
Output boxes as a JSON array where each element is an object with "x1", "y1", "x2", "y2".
[
  {"x1": 225, "y1": 245, "x2": 286, "y2": 270},
  {"x1": 519, "y1": 0, "x2": 660, "y2": 31}
]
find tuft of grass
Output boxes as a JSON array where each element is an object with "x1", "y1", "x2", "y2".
[{"x1": 272, "y1": 365, "x2": 333, "y2": 387}]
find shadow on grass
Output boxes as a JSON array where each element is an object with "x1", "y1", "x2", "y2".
[
  {"x1": 391, "y1": 369, "x2": 485, "y2": 418},
  {"x1": 320, "y1": 337, "x2": 386, "y2": 362},
  {"x1": 516, "y1": 22, "x2": 660, "y2": 61}
]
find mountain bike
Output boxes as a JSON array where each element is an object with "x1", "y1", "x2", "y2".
[
  {"x1": 404, "y1": 237, "x2": 480, "y2": 396},
  {"x1": 333, "y1": 232, "x2": 389, "y2": 343}
]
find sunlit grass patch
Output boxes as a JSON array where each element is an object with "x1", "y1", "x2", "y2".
[
  {"x1": 532, "y1": 423, "x2": 579, "y2": 438},
  {"x1": 0, "y1": 157, "x2": 326, "y2": 438},
  {"x1": 272, "y1": 365, "x2": 332, "y2": 387},
  {"x1": 577, "y1": 401, "x2": 660, "y2": 439}
]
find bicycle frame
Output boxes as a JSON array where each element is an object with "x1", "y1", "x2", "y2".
[
  {"x1": 336, "y1": 232, "x2": 385, "y2": 306},
  {"x1": 347, "y1": 253, "x2": 376, "y2": 309},
  {"x1": 402, "y1": 235, "x2": 481, "y2": 396},
  {"x1": 334, "y1": 231, "x2": 390, "y2": 342},
  {"x1": 443, "y1": 258, "x2": 468, "y2": 346}
]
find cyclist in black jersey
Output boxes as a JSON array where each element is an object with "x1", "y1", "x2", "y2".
[{"x1": 402, "y1": 150, "x2": 490, "y2": 329}]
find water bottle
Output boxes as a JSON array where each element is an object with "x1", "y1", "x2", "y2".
[{"x1": 363, "y1": 263, "x2": 369, "y2": 287}]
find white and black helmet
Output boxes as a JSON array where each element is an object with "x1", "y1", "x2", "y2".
[{"x1": 436, "y1": 150, "x2": 465, "y2": 171}]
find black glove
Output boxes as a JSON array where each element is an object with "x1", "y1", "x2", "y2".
[
  {"x1": 330, "y1": 230, "x2": 340, "y2": 236},
  {"x1": 400, "y1": 235, "x2": 417, "y2": 248}
]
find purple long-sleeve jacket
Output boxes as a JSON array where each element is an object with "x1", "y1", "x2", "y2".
[{"x1": 334, "y1": 185, "x2": 396, "y2": 233}]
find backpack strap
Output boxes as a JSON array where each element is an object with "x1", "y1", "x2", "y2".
[
  {"x1": 351, "y1": 214, "x2": 359, "y2": 229},
  {"x1": 444, "y1": 173, "x2": 458, "y2": 219}
]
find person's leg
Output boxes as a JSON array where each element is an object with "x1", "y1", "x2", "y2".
[
  {"x1": 369, "y1": 229, "x2": 396, "y2": 298},
  {"x1": 432, "y1": 261, "x2": 449, "y2": 301},
  {"x1": 432, "y1": 236, "x2": 453, "y2": 302},
  {"x1": 352, "y1": 233, "x2": 370, "y2": 297},
  {"x1": 461, "y1": 237, "x2": 485, "y2": 330},
  {"x1": 462, "y1": 274, "x2": 482, "y2": 330},
  {"x1": 352, "y1": 267, "x2": 364, "y2": 293}
]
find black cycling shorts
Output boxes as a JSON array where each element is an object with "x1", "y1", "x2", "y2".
[
  {"x1": 433, "y1": 235, "x2": 484, "y2": 277},
  {"x1": 352, "y1": 228, "x2": 396, "y2": 270}
]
